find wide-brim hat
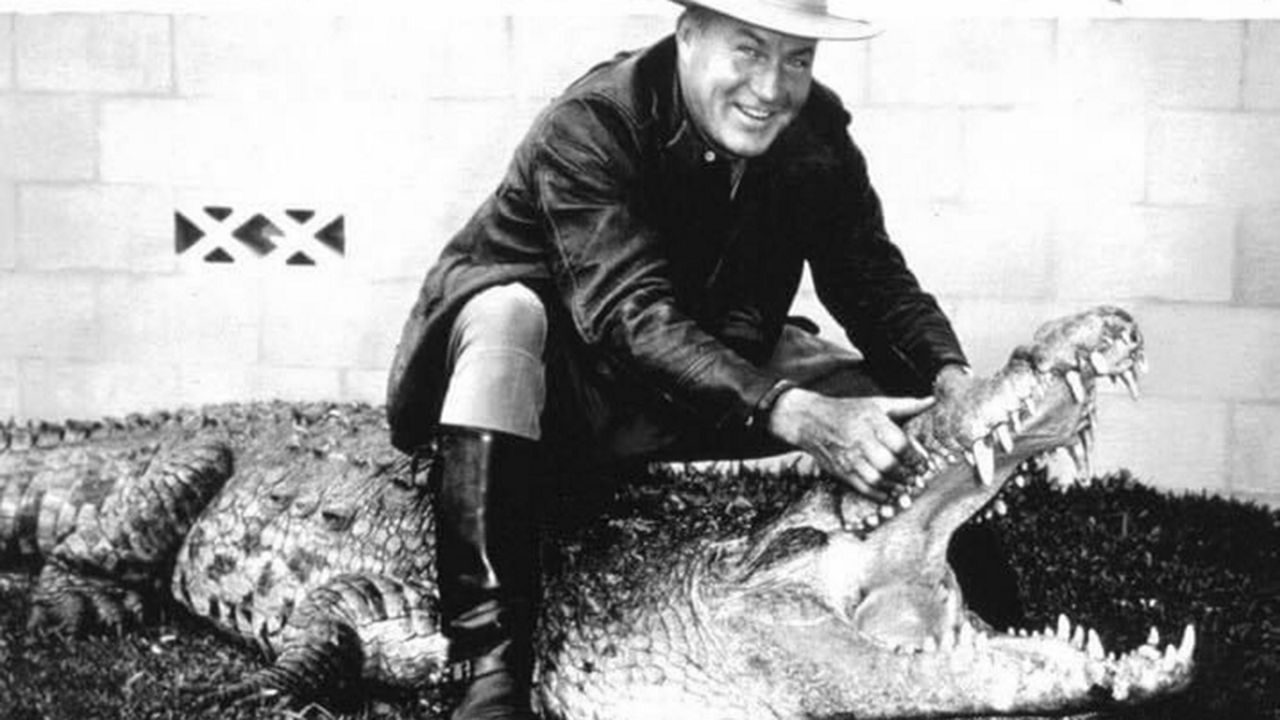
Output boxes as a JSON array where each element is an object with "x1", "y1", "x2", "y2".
[{"x1": 671, "y1": 0, "x2": 881, "y2": 40}]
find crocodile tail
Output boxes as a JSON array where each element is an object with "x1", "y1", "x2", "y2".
[{"x1": 23, "y1": 440, "x2": 233, "y2": 634}]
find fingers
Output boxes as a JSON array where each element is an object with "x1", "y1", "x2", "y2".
[
  {"x1": 830, "y1": 431, "x2": 914, "y2": 502},
  {"x1": 876, "y1": 395, "x2": 937, "y2": 420},
  {"x1": 844, "y1": 457, "x2": 891, "y2": 503}
]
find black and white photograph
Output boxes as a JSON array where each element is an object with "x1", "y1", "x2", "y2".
[{"x1": 0, "y1": 0, "x2": 1276, "y2": 718}]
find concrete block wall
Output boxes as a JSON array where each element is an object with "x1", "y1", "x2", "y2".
[{"x1": 0, "y1": 4, "x2": 1277, "y2": 505}]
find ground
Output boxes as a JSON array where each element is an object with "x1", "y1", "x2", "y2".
[{"x1": 0, "y1": 467, "x2": 1276, "y2": 720}]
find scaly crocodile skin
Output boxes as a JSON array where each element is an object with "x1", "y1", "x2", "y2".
[{"x1": 0, "y1": 306, "x2": 1194, "y2": 718}]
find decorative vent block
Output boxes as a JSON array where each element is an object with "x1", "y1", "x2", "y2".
[{"x1": 174, "y1": 206, "x2": 346, "y2": 266}]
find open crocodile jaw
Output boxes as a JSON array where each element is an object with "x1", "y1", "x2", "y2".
[{"x1": 699, "y1": 306, "x2": 1194, "y2": 717}]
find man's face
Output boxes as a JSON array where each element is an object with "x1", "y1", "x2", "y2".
[{"x1": 676, "y1": 11, "x2": 817, "y2": 158}]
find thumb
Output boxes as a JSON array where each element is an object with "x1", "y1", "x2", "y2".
[{"x1": 875, "y1": 395, "x2": 937, "y2": 420}]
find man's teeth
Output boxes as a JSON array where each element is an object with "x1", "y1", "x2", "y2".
[{"x1": 738, "y1": 105, "x2": 772, "y2": 121}]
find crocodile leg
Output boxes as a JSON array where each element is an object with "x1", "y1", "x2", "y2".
[
  {"x1": 23, "y1": 440, "x2": 232, "y2": 634},
  {"x1": 189, "y1": 573, "x2": 447, "y2": 709}
]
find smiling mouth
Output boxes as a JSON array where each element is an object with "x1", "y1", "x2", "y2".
[{"x1": 735, "y1": 104, "x2": 776, "y2": 124}]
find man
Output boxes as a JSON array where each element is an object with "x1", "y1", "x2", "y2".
[{"x1": 387, "y1": 2, "x2": 1002, "y2": 718}]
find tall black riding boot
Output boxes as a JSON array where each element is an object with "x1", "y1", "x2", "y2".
[{"x1": 428, "y1": 425, "x2": 540, "y2": 720}]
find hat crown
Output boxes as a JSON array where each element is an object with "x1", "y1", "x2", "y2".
[
  {"x1": 773, "y1": 0, "x2": 830, "y2": 13},
  {"x1": 674, "y1": 0, "x2": 879, "y2": 41}
]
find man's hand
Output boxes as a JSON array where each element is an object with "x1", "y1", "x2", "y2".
[
  {"x1": 914, "y1": 363, "x2": 979, "y2": 462},
  {"x1": 767, "y1": 387, "x2": 935, "y2": 502}
]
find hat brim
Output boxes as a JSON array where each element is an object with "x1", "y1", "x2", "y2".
[{"x1": 671, "y1": 0, "x2": 881, "y2": 40}]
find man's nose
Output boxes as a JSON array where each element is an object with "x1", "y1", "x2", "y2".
[{"x1": 750, "y1": 62, "x2": 784, "y2": 105}]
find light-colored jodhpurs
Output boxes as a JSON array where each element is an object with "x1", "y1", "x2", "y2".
[{"x1": 438, "y1": 282, "x2": 876, "y2": 464}]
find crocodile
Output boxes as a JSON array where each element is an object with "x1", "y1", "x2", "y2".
[{"x1": 0, "y1": 305, "x2": 1195, "y2": 718}]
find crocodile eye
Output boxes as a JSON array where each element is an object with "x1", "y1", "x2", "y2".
[{"x1": 320, "y1": 508, "x2": 356, "y2": 532}]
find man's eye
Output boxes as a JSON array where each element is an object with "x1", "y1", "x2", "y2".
[
  {"x1": 737, "y1": 46, "x2": 764, "y2": 61},
  {"x1": 787, "y1": 57, "x2": 812, "y2": 71}
]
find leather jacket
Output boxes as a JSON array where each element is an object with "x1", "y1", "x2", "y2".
[{"x1": 386, "y1": 35, "x2": 967, "y2": 452}]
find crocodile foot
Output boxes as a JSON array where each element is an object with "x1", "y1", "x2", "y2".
[{"x1": 27, "y1": 560, "x2": 153, "y2": 636}]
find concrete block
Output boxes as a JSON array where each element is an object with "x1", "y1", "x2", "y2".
[
  {"x1": 0, "y1": 95, "x2": 96, "y2": 181},
  {"x1": 1243, "y1": 21, "x2": 1280, "y2": 110},
  {"x1": 177, "y1": 363, "x2": 260, "y2": 407},
  {"x1": 947, "y1": 299, "x2": 1080, "y2": 374},
  {"x1": 867, "y1": 19, "x2": 1056, "y2": 106},
  {"x1": 511, "y1": 13, "x2": 674, "y2": 99},
  {"x1": 343, "y1": 368, "x2": 390, "y2": 406},
  {"x1": 851, "y1": 108, "x2": 963, "y2": 201},
  {"x1": 813, "y1": 38, "x2": 871, "y2": 109},
  {"x1": 0, "y1": 15, "x2": 12, "y2": 90},
  {"x1": 1231, "y1": 402, "x2": 1280, "y2": 496},
  {"x1": 101, "y1": 97, "x2": 523, "y2": 196},
  {"x1": 885, "y1": 202, "x2": 1052, "y2": 299},
  {"x1": 0, "y1": 183, "x2": 14, "y2": 269},
  {"x1": 1088, "y1": 396, "x2": 1229, "y2": 495},
  {"x1": 18, "y1": 359, "x2": 180, "y2": 421},
  {"x1": 0, "y1": 358, "x2": 17, "y2": 419},
  {"x1": 962, "y1": 108, "x2": 1145, "y2": 203},
  {"x1": 1054, "y1": 204, "x2": 1235, "y2": 303},
  {"x1": 345, "y1": 190, "x2": 470, "y2": 282},
  {"x1": 1149, "y1": 112, "x2": 1280, "y2": 205},
  {"x1": 1233, "y1": 489, "x2": 1280, "y2": 508},
  {"x1": 255, "y1": 366, "x2": 343, "y2": 402},
  {"x1": 18, "y1": 184, "x2": 176, "y2": 272},
  {"x1": 1058, "y1": 19, "x2": 1243, "y2": 109},
  {"x1": 16, "y1": 14, "x2": 171, "y2": 93},
  {"x1": 260, "y1": 276, "x2": 413, "y2": 370},
  {"x1": 1132, "y1": 303, "x2": 1280, "y2": 402},
  {"x1": 0, "y1": 273, "x2": 100, "y2": 359},
  {"x1": 94, "y1": 274, "x2": 262, "y2": 365},
  {"x1": 177, "y1": 14, "x2": 514, "y2": 100},
  {"x1": 1238, "y1": 205, "x2": 1280, "y2": 306}
]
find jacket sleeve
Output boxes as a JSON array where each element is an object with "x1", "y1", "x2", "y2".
[
  {"x1": 531, "y1": 96, "x2": 785, "y2": 428},
  {"x1": 807, "y1": 126, "x2": 968, "y2": 395}
]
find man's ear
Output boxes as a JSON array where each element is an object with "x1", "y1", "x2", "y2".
[{"x1": 675, "y1": 10, "x2": 699, "y2": 47}]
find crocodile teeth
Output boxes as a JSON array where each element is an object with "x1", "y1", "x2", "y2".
[
  {"x1": 1089, "y1": 350, "x2": 1109, "y2": 374},
  {"x1": 993, "y1": 498, "x2": 1007, "y2": 516},
  {"x1": 1086, "y1": 629, "x2": 1105, "y2": 660},
  {"x1": 897, "y1": 494, "x2": 913, "y2": 510},
  {"x1": 1057, "y1": 614, "x2": 1071, "y2": 640},
  {"x1": 1065, "y1": 369, "x2": 1087, "y2": 404},
  {"x1": 879, "y1": 504, "x2": 896, "y2": 520},
  {"x1": 864, "y1": 513, "x2": 880, "y2": 529},
  {"x1": 1178, "y1": 624, "x2": 1196, "y2": 663},
  {"x1": 1008, "y1": 409, "x2": 1025, "y2": 433},
  {"x1": 1070, "y1": 624, "x2": 1085, "y2": 649},
  {"x1": 1147, "y1": 626, "x2": 1161, "y2": 647},
  {"x1": 1120, "y1": 368, "x2": 1141, "y2": 400},
  {"x1": 971, "y1": 439, "x2": 995, "y2": 486},
  {"x1": 993, "y1": 424, "x2": 1015, "y2": 453},
  {"x1": 1136, "y1": 353, "x2": 1149, "y2": 374},
  {"x1": 1014, "y1": 474, "x2": 1027, "y2": 488},
  {"x1": 1066, "y1": 442, "x2": 1090, "y2": 478},
  {"x1": 1079, "y1": 426, "x2": 1094, "y2": 454}
]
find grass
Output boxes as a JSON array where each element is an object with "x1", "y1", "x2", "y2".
[{"x1": 0, "y1": 468, "x2": 1276, "y2": 720}]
